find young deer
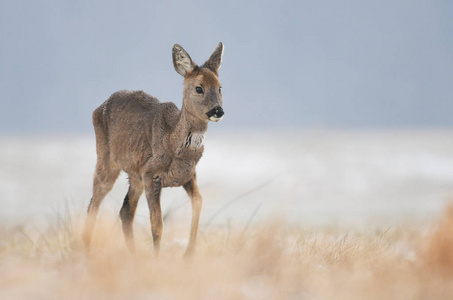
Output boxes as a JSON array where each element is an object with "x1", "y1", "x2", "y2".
[{"x1": 83, "y1": 43, "x2": 224, "y2": 257}]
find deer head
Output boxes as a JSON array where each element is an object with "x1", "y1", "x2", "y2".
[{"x1": 172, "y1": 43, "x2": 224, "y2": 122}]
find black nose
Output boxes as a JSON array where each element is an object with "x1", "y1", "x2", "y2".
[
  {"x1": 215, "y1": 107, "x2": 224, "y2": 118},
  {"x1": 206, "y1": 106, "x2": 224, "y2": 118}
]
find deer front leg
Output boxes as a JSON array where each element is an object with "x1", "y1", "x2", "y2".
[
  {"x1": 144, "y1": 174, "x2": 163, "y2": 255},
  {"x1": 183, "y1": 175, "x2": 203, "y2": 258}
]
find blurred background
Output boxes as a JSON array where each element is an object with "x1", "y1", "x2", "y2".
[{"x1": 1, "y1": 0, "x2": 452, "y2": 228}]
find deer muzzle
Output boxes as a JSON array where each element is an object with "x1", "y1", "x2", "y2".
[{"x1": 206, "y1": 106, "x2": 224, "y2": 122}]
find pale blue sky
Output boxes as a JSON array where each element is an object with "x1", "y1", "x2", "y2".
[{"x1": 1, "y1": 0, "x2": 452, "y2": 134}]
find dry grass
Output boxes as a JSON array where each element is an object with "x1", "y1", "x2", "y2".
[{"x1": 1, "y1": 206, "x2": 453, "y2": 300}]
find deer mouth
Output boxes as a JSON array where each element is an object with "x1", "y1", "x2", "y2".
[{"x1": 206, "y1": 106, "x2": 224, "y2": 122}]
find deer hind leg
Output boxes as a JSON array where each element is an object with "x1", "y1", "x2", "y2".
[
  {"x1": 183, "y1": 175, "x2": 203, "y2": 258},
  {"x1": 83, "y1": 158, "x2": 120, "y2": 249},
  {"x1": 144, "y1": 174, "x2": 163, "y2": 255},
  {"x1": 119, "y1": 177, "x2": 144, "y2": 252}
]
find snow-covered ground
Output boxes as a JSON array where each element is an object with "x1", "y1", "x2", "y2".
[{"x1": 1, "y1": 130, "x2": 453, "y2": 229}]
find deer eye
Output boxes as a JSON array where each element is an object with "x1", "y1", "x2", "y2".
[
  {"x1": 219, "y1": 87, "x2": 222, "y2": 93},
  {"x1": 195, "y1": 86, "x2": 204, "y2": 94}
]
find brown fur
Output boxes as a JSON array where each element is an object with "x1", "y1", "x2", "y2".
[{"x1": 83, "y1": 43, "x2": 224, "y2": 257}]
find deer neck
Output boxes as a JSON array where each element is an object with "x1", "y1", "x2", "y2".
[{"x1": 169, "y1": 107, "x2": 208, "y2": 156}]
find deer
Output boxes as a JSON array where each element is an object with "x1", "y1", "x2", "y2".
[{"x1": 83, "y1": 43, "x2": 224, "y2": 257}]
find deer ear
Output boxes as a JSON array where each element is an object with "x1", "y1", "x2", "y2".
[
  {"x1": 204, "y1": 42, "x2": 224, "y2": 74},
  {"x1": 172, "y1": 44, "x2": 196, "y2": 77}
]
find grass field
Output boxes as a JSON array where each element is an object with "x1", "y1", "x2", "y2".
[
  {"x1": 1, "y1": 131, "x2": 453, "y2": 299},
  {"x1": 1, "y1": 203, "x2": 453, "y2": 300}
]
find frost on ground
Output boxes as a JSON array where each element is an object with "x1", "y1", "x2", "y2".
[
  {"x1": 1, "y1": 130, "x2": 453, "y2": 298},
  {"x1": 1, "y1": 130, "x2": 453, "y2": 227}
]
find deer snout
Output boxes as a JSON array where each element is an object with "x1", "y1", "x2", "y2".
[{"x1": 206, "y1": 106, "x2": 224, "y2": 122}]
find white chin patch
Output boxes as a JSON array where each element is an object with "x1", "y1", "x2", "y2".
[{"x1": 209, "y1": 116, "x2": 223, "y2": 122}]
